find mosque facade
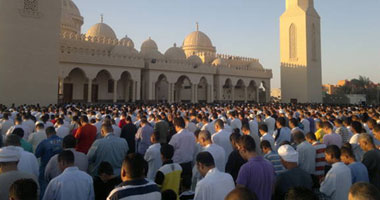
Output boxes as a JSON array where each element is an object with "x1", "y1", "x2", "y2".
[{"x1": 0, "y1": 0, "x2": 273, "y2": 105}]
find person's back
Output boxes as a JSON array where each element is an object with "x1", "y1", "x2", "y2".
[
  {"x1": 321, "y1": 162, "x2": 351, "y2": 200},
  {"x1": 323, "y1": 132, "x2": 342, "y2": 148},
  {"x1": 296, "y1": 141, "x2": 316, "y2": 174},
  {"x1": 136, "y1": 121, "x2": 153, "y2": 155},
  {"x1": 0, "y1": 171, "x2": 38, "y2": 200},
  {"x1": 169, "y1": 129, "x2": 196, "y2": 164},
  {"x1": 204, "y1": 143, "x2": 226, "y2": 172},
  {"x1": 28, "y1": 128, "x2": 47, "y2": 152},
  {"x1": 263, "y1": 151, "x2": 286, "y2": 175},
  {"x1": 362, "y1": 148, "x2": 380, "y2": 189},
  {"x1": 75, "y1": 121, "x2": 97, "y2": 154},
  {"x1": 156, "y1": 162, "x2": 182, "y2": 196},
  {"x1": 9, "y1": 178, "x2": 39, "y2": 200},
  {"x1": 349, "y1": 162, "x2": 369, "y2": 184},
  {"x1": 120, "y1": 120, "x2": 137, "y2": 153},
  {"x1": 154, "y1": 120, "x2": 169, "y2": 143},
  {"x1": 212, "y1": 129, "x2": 232, "y2": 161},
  {"x1": 144, "y1": 134, "x2": 162, "y2": 180},
  {"x1": 274, "y1": 167, "x2": 313, "y2": 199}
]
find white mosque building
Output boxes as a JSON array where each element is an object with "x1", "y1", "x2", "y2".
[{"x1": 0, "y1": 0, "x2": 272, "y2": 105}]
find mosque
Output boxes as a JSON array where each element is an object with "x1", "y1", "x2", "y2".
[{"x1": 0, "y1": 0, "x2": 322, "y2": 105}]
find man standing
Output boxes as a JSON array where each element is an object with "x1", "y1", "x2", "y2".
[
  {"x1": 305, "y1": 132, "x2": 326, "y2": 181},
  {"x1": 340, "y1": 146, "x2": 369, "y2": 184},
  {"x1": 273, "y1": 117, "x2": 291, "y2": 150},
  {"x1": 88, "y1": 124, "x2": 129, "y2": 176},
  {"x1": 212, "y1": 119, "x2": 233, "y2": 161},
  {"x1": 135, "y1": 118, "x2": 153, "y2": 155},
  {"x1": 28, "y1": 123, "x2": 46, "y2": 153},
  {"x1": 236, "y1": 135, "x2": 275, "y2": 200},
  {"x1": 74, "y1": 116, "x2": 97, "y2": 154},
  {"x1": 194, "y1": 152, "x2": 235, "y2": 200},
  {"x1": 198, "y1": 130, "x2": 226, "y2": 172},
  {"x1": 335, "y1": 119, "x2": 351, "y2": 144},
  {"x1": 322, "y1": 122, "x2": 342, "y2": 148},
  {"x1": 107, "y1": 154, "x2": 161, "y2": 200},
  {"x1": 359, "y1": 133, "x2": 380, "y2": 190},
  {"x1": 260, "y1": 140, "x2": 286, "y2": 175},
  {"x1": 43, "y1": 150, "x2": 94, "y2": 200},
  {"x1": 263, "y1": 111, "x2": 275, "y2": 135},
  {"x1": 293, "y1": 131, "x2": 316, "y2": 175},
  {"x1": 153, "y1": 114, "x2": 169, "y2": 144},
  {"x1": 55, "y1": 119, "x2": 70, "y2": 139},
  {"x1": 320, "y1": 145, "x2": 352, "y2": 200},
  {"x1": 144, "y1": 131, "x2": 162, "y2": 180},
  {"x1": 120, "y1": 116, "x2": 137, "y2": 154}
]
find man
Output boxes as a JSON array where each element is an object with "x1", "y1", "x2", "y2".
[
  {"x1": 0, "y1": 113, "x2": 13, "y2": 138},
  {"x1": 155, "y1": 144, "x2": 182, "y2": 197},
  {"x1": 194, "y1": 152, "x2": 235, "y2": 200},
  {"x1": 236, "y1": 135, "x2": 275, "y2": 200},
  {"x1": 225, "y1": 187, "x2": 257, "y2": 200},
  {"x1": 0, "y1": 147, "x2": 38, "y2": 200},
  {"x1": 135, "y1": 118, "x2": 153, "y2": 155},
  {"x1": 348, "y1": 182, "x2": 380, "y2": 200},
  {"x1": 314, "y1": 121, "x2": 325, "y2": 142},
  {"x1": 4, "y1": 135, "x2": 39, "y2": 178},
  {"x1": 93, "y1": 113, "x2": 103, "y2": 137},
  {"x1": 260, "y1": 140, "x2": 286, "y2": 175},
  {"x1": 185, "y1": 117, "x2": 197, "y2": 134},
  {"x1": 144, "y1": 131, "x2": 162, "y2": 180},
  {"x1": 55, "y1": 119, "x2": 70, "y2": 139},
  {"x1": 120, "y1": 116, "x2": 137, "y2": 153},
  {"x1": 35, "y1": 126, "x2": 63, "y2": 194},
  {"x1": 229, "y1": 111, "x2": 242, "y2": 132},
  {"x1": 212, "y1": 119, "x2": 233, "y2": 161},
  {"x1": 107, "y1": 153, "x2": 161, "y2": 200},
  {"x1": 28, "y1": 123, "x2": 46, "y2": 152},
  {"x1": 340, "y1": 146, "x2": 369, "y2": 184},
  {"x1": 359, "y1": 133, "x2": 380, "y2": 190},
  {"x1": 274, "y1": 144, "x2": 313, "y2": 200},
  {"x1": 6, "y1": 118, "x2": 28, "y2": 139},
  {"x1": 293, "y1": 131, "x2": 316, "y2": 175},
  {"x1": 169, "y1": 117, "x2": 196, "y2": 182},
  {"x1": 43, "y1": 150, "x2": 94, "y2": 200},
  {"x1": 320, "y1": 145, "x2": 352, "y2": 200},
  {"x1": 153, "y1": 114, "x2": 169, "y2": 144},
  {"x1": 111, "y1": 119, "x2": 121, "y2": 137},
  {"x1": 45, "y1": 135, "x2": 88, "y2": 181},
  {"x1": 263, "y1": 111, "x2": 275, "y2": 135},
  {"x1": 93, "y1": 162, "x2": 122, "y2": 200},
  {"x1": 322, "y1": 122, "x2": 342, "y2": 148},
  {"x1": 334, "y1": 119, "x2": 351, "y2": 144},
  {"x1": 305, "y1": 132, "x2": 326, "y2": 181},
  {"x1": 88, "y1": 123, "x2": 129, "y2": 176},
  {"x1": 242, "y1": 124, "x2": 261, "y2": 155},
  {"x1": 273, "y1": 117, "x2": 291, "y2": 150},
  {"x1": 74, "y1": 116, "x2": 97, "y2": 154},
  {"x1": 11, "y1": 128, "x2": 33, "y2": 153},
  {"x1": 201, "y1": 117, "x2": 215, "y2": 135},
  {"x1": 372, "y1": 124, "x2": 380, "y2": 148},
  {"x1": 259, "y1": 124, "x2": 275, "y2": 150},
  {"x1": 197, "y1": 130, "x2": 226, "y2": 172},
  {"x1": 289, "y1": 118, "x2": 304, "y2": 137},
  {"x1": 300, "y1": 114, "x2": 310, "y2": 134},
  {"x1": 225, "y1": 132, "x2": 246, "y2": 182},
  {"x1": 349, "y1": 121, "x2": 365, "y2": 161},
  {"x1": 248, "y1": 113, "x2": 259, "y2": 137},
  {"x1": 9, "y1": 179, "x2": 39, "y2": 200}
]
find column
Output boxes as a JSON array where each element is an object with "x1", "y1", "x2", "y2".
[
  {"x1": 135, "y1": 81, "x2": 140, "y2": 102},
  {"x1": 113, "y1": 80, "x2": 117, "y2": 103},
  {"x1": 256, "y1": 89, "x2": 260, "y2": 103},
  {"x1": 131, "y1": 81, "x2": 136, "y2": 102},
  {"x1": 87, "y1": 79, "x2": 92, "y2": 103},
  {"x1": 152, "y1": 82, "x2": 156, "y2": 101},
  {"x1": 171, "y1": 83, "x2": 175, "y2": 103},
  {"x1": 231, "y1": 86, "x2": 235, "y2": 103},
  {"x1": 194, "y1": 84, "x2": 198, "y2": 103},
  {"x1": 168, "y1": 83, "x2": 172, "y2": 103},
  {"x1": 244, "y1": 86, "x2": 248, "y2": 103},
  {"x1": 210, "y1": 84, "x2": 214, "y2": 103},
  {"x1": 58, "y1": 77, "x2": 64, "y2": 95}
]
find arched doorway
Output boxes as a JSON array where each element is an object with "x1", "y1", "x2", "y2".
[
  {"x1": 235, "y1": 79, "x2": 245, "y2": 102},
  {"x1": 63, "y1": 68, "x2": 88, "y2": 102},
  {"x1": 93, "y1": 70, "x2": 113, "y2": 103},
  {"x1": 222, "y1": 79, "x2": 233, "y2": 101},
  {"x1": 197, "y1": 77, "x2": 208, "y2": 103},
  {"x1": 175, "y1": 76, "x2": 192, "y2": 102},
  {"x1": 117, "y1": 71, "x2": 133, "y2": 102},
  {"x1": 155, "y1": 74, "x2": 169, "y2": 103},
  {"x1": 258, "y1": 81, "x2": 267, "y2": 103},
  {"x1": 247, "y1": 81, "x2": 258, "y2": 102}
]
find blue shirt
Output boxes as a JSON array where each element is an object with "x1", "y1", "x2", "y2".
[
  {"x1": 35, "y1": 135, "x2": 63, "y2": 170},
  {"x1": 43, "y1": 167, "x2": 94, "y2": 200},
  {"x1": 136, "y1": 125, "x2": 153, "y2": 155},
  {"x1": 88, "y1": 133, "x2": 129, "y2": 176},
  {"x1": 348, "y1": 162, "x2": 369, "y2": 184},
  {"x1": 264, "y1": 151, "x2": 286, "y2": 175}
]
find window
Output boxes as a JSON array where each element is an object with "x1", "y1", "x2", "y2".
[
  {"x1": 24, "y1": 0, "x2": 38, "y2": 12},
  {"x1": 108, "y1": 80, "x2": 114, "y2": 93},
  {"x1": 289, "y1": 24, "x2": 297, "y2": 59}
]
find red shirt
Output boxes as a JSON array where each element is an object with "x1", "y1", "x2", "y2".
[
  {"x1": 74, "y1": 123, "x2": 97, "y2": 154},
  {"x1": 118, "y1": 119, "x2": 127, "y2": 128}
]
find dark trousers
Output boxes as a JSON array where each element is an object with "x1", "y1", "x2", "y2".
[{"x1": 180, "y1": 161, "x2": 193, "y2": 185}]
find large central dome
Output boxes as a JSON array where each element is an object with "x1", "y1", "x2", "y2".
[
  {"x1": 86, "y1": 22, "x2": 117, "y2": 40},
  {"x1": 183, "y1": 30, "x2": 213, "y2": 49}
]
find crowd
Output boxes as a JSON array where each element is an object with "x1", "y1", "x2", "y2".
[{"x1": 0, "y1": 103, "x2": 380, "y2": 200}]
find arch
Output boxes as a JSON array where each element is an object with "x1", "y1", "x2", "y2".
[
  {"x1": 247, "y1": 80, "x2": 258, "y2": 102},
  {"x1": 289, "y1": 24, "x2": 297, "y2": 59},
  {"x1": 234, "y1": 79, "x2": 246, "y2": 102},
  {"x1": 93, "y1": 69, "x2": 113, "y2": 102},
  {"x1": 197, "y1": 77, "x2": 208, "y2": 102},
  {"x1": 222, "y1": 79, "x2": 233, "y2": 101},
  {"x1": 258, "y1": 81, "x2": 267, "y2": 103},
  {"x1": 63, "y1": 68, "x2": 88, "y2": 102},
  {"x1": 174, "y1": 75, "x2": 192, "y2": 102},
  {"x1": 117, "y1": 71, "x2": 133, "y2": 102},
  {"x1": 155, "y1": 74, "x2": 169, "y2": 103}
]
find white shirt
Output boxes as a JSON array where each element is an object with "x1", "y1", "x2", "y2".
[
  {"x1": 112, "y1": 125, "x2": 121, "y2": 137},
  {"x1": 186, "y1": 122, "x2": 198, "y2": 133},
  {"x1": 169, "y1": 129, "x2": 196, "y2": 164},
  {"x1": 9, "y1": 146, "x2": 39, "y2": 178},
  {"x1": 0, "y1": 119, "x2": 13, "y2": 137},
  {"x1": 320, "y1": 162, "x2": 352, "y2": 200},
  {"x1": 211, "y1": 129, "x2": 233, "y2": 161},
  {"x1": 28, "y1": 130, "x2": 47, "y2": 152},
  {"x1": 22, "y1": 119, "x2": 35, "y2": 139},
  {"x1": 201, "y1": 122, "x2": 215, "y2": 135},
  {"x1": 204, "y1": 144, "x2": 226, "y2": 172},
  {"x1": 301, "y1": 118, "x2": 310, "y2": 134},
  {"x1": 56, "y1": 125, "x2": 70, "y2": 138},
  {"x1": 264, "y1": 116, "x2": 276, "y2": 135},
  {"x1": 144, "y1": 143, "x2": 162, "y2": 180},
  {"x1": 261, "y1": 132, "x2": 275, "y2": 150},
  {"x1": 194, "y1": 168, "x2": 235, "y2": 200},
  {"x1": 249, "y1": 119, "x2": 259, "y2": 137},
  {"x1": 230, "y1": 118, "x2": 242, "y2": 132}
]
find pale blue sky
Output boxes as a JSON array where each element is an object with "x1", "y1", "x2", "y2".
[{"x1": 75, "y1": 0, "x2": 380, "y2": 89}]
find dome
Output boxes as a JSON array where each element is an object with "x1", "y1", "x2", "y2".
[
  {"x1": 86, "y1": 22, "x2": 117, "y2": 40},
  {"x1": 187, "y1": 55, "x2": 203, "y2": 64},
  {"x1": 112, "y1": 45, "x2": 138, "y2": 56},
  {"x1": 120, "y1": 35, "x2": 134, "y2": 48},
  {"x1": 212, "y1": 58, "x2": 227, "y2": 66},
  {"x1": 248, "y1": 62, "x2": 264, "y2": 70},
  {"x1": 164, "y1": 43, "x2": 186, "y2": 60},
  {"x1": 141, "y1": 37, "x2": 158, "y2": 52},
  {"x1": 61, "y1": 0, "x2": 83, "y2": 34},
  {"x1": 183, "y1": 31, "x2": 213, "y2": 49}
]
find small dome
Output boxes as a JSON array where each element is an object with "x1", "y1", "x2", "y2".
[
  {"x1": 61, "y1": 0, "x2": 83, "y2": 34},
  {"x1": 119, "y1": 35, "x2": 134, "y2": 48},
  {"x1": 86, "y1": 22, "x2": 117, "y2": 40},
  {"x1": 141, "y1": 37, "x2": 158, "y2": 52},
  {"x1": 112, "y1": 45, "x2": 138, "y2": 56},
  {"x1": 187, "y1": 55, "x2": 203, "y2": 64},
  {"x1": 248, "y1": 62, "x2": 264, "y2": 70},
  {"x1": 212, "y1": 58, "x2": 227, "y2": 66},
  {"x1": 164, "y1": 43, "x2": 186, "y2": 60}
]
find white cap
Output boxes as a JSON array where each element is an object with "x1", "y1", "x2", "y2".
[
  {"x1": 0, "y1": 147, "x2": 21, "y2": 163},
  {"x1": 249, "y1": 114, "x2": 255, "y2": 119},
  {"x1": 95, "y1": 113, "x2": 102, "y2": 120},
  {"x1": 278, "y1": 145, "x2": 299, "y2": 163}
]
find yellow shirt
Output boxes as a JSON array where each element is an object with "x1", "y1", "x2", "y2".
[{"x1": 315, "y1": 128, "x2": 325, "y2": 143}]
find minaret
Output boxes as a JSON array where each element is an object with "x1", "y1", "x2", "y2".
[{"x1": 280, "y1": 0, "x2": 322, "y2": 103}]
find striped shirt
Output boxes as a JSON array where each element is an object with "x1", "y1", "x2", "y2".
[
  {"x1": 264, "y1": 151, "x2": 286, "y2": 175},
  {"x1": 107, "y1": 179, "x2": 161, "y2": 200},
  {"x1": 312, "y1": 141, "x2": 326, "y2": 177}
]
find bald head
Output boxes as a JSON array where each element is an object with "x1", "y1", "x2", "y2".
[{"x1": 225, "y1": 187, "x2": 257, "y2": 200}]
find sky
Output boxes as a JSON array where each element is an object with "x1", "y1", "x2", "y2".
[{"x1": 75, "y1": 0, "x2": 380, "y2": 89}]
